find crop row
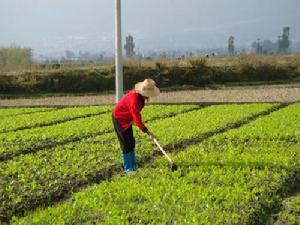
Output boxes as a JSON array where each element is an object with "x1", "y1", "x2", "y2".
[
  {"x1": 0, "y1": 105, "x2": 198, "y2": 161},
  {"x1": 0, "y1": 106, "x2": 112, "y2": 133},
  {"x1": 205, "y1": 103, "x2": 300, "y2": 146},
  {"x1": 0, "y1": 103, "x2": 276, "y2": 221},
  {"x1": 11, "y1": 103, "x2": 299, "y2": 224},
  {"x1": 0, "y1": 107, "x2": 55, "y2": 118}
]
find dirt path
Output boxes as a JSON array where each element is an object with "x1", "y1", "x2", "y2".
[{"x1": 0, "y1": 86, "x2": 299, "y2": 106}]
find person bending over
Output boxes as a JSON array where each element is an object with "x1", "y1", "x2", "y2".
[{"x1": 112, "y1": 79, "x2": 160, "y2": 173}]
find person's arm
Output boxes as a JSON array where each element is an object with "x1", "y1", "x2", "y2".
[
  {"x1": 129, "y1": 94, "x2": 156, "y2": 140},
  {"x1": 129, "y1": 95, "x2": 148, "y2": 132}
]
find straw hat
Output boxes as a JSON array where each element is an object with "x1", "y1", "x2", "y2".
[{"x1": 135, "y1": 79, "x2": 160, "y2": 97}]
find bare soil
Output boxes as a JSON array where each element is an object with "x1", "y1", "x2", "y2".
[{"x1": 0, "y1": 85, "x2": 299, "y2": 107}]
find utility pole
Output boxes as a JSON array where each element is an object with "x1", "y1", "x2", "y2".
[{"x1": 115, "y1": 0, "x2": 123, "y2": 102}]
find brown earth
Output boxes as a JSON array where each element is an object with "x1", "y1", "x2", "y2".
[{"x1": 0, "y1": 85, "x2": 299, "y2": 107}]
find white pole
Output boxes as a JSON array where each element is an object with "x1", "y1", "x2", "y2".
[{"x1": 115, "y1": 0, "x2": 123, "y2": 103}]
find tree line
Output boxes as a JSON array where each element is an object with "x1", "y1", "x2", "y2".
[
  {"x1": 0, "y1": 26, "x2": 294, "y2": 72},
  {"x1": 228, "y1": 27, "x2": 291, "y2": 55}
]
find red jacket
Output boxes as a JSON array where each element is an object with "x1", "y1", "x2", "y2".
[{"x1": 113, "y1": 90, "x2": 148, "y2": 132}]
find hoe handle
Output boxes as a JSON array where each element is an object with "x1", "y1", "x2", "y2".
[{"x1": 153, "y1": 138, "x2": 173, "y2": 164}]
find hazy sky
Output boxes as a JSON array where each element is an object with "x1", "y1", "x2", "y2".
[{"x1": 1, "y1": 0, "x2": 299, "y2": 55}]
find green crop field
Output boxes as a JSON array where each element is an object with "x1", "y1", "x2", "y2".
[{"x1": 0, "y1": 103, "x2": 299, "y2": 224}]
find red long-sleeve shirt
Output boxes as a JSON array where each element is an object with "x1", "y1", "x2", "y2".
[{"x1": 113, "y1": 90, "x2": 148, "y2": 132}]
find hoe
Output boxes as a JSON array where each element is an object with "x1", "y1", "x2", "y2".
[{"x1": 152, "y1": 138, "x2": 178, "y2": 172}]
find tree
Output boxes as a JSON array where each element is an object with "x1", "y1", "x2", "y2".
[
  {"x1": 228, "y1": 36, "x2": 235, "y2": 55},
  {"x1": 124, "y1": 35, "x2": 135, "y2": 58},
  {"x1": 0, "y1": 44, "x2": 32, "y2": 71},
  {"x1": 278, "y1": 27, "x2": 290, "y2": 53}
]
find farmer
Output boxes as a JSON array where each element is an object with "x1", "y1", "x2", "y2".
[{"x1": 112, "y1": 79, "x2": 160, "y2": 173}]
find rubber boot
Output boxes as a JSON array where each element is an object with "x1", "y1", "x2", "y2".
[{"x1": 123, "y1": 151, "x2": 135, "y2": 173}]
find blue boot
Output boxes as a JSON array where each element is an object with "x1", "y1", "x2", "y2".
[{"x1": 123, "y1": 151, "x2": 136, "y2": 173}]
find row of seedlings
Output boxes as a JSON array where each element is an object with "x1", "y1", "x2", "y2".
[
  {"x1": 0, "y1": 106, "x2": 112, "y2": 133},
  {"x1": 0, "y1": 107, "x2": 55, "y2": 118}
]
